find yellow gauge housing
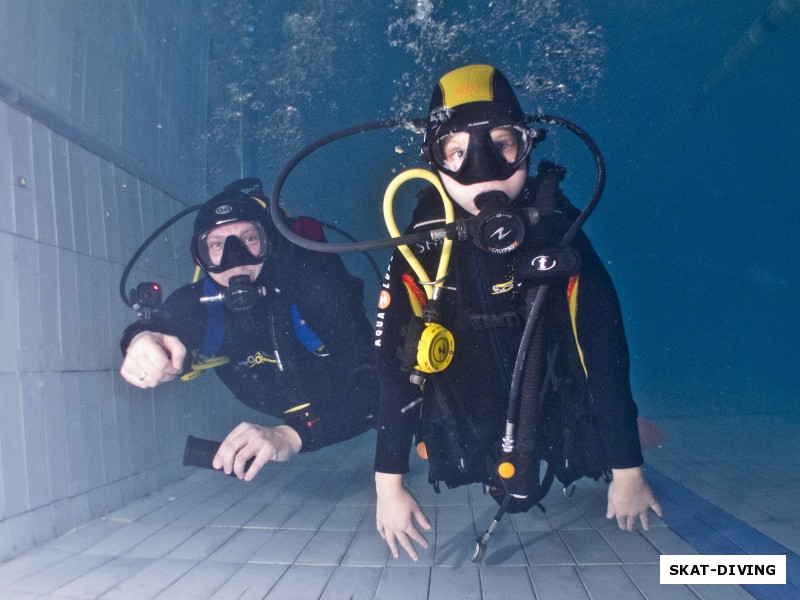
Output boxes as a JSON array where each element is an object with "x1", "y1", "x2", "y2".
[{"x1": 415, "y1": 323, "x2": 455, "y2": 373}]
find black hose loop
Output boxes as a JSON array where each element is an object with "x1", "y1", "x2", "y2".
[
  {"x1": 269, "y1": 118, "x2": 433, "y2": 253},
  {"x1": 269, "y1": 114, "x2": 604, "y2": 255},
  {"x1": 525, "y1": 114, "x2": 605, "y2": 246},
  {"x1": 118, "y1": 205, "x2": 202, "y2": 307}
]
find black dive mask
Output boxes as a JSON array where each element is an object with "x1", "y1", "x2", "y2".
[
  {"x1": 468, "y1": 191, "x2": 526, "y2": 254},
  {"x1": 427, "y1": 122, "x2": 545, "y2": 185},
  {"x1": 194, "y1": 222, "x2": 270, "y2": 273}
]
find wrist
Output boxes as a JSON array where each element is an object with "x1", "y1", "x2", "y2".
[
  {"x1": 275, "y1": 425, "x2": 303, "y2": 455},
  {"x1": 611, "y1": 465, "x2": 644, "y2": 481},
  {"x1": 375, "y1": 472, "x2": 405, "y2": 495}
]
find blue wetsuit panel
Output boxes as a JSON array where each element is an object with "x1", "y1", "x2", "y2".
[
  {"x1": 199, "y1": 278, "x2": 225, "y2": 357},
  {"x1": 291, "y1": 304, "x2": 324, "y2": 353}
]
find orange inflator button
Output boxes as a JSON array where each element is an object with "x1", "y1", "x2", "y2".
[
  {"x1": 497, "y1": 461, "x2": 516, "y2": 479},
  {"x1": 416, "y1": 441, "x2": 429, "y2": 460}
]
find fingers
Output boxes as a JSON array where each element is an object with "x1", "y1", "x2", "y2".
[
  {"x1": 608, "y1": 506, "x2": 623, "y2": 531},
  {"x1": 382, "y1": 525, "x2": 427, "y2": 561},
  {"x1": 612, "y1": 514, "x2": 634, "y2": 531},
  {"x1": 232, "y1": 442, "x2": 255, "y2": 479},
  {"x1": 213, "y1": 428, "x2": 249, "y2": 475},
  {"x1": 609, "y1": 504, "x2": 662, "y2": 532},
  {"x1": 606, "y1": 474, "x2": 662, "y2": 532},
  {"x1": 120, "y1": 333, "x2": 185, "y2": 388},
  {"x1": 405, "y1": 524, "x2": 429, "y2": 550},
  {"x1": 243, "y1": 448, "x2": 268, "y2": 482},
  {"x1": 375, "y1": 490, "x2": 429, "y2": 562},
  {"x1": 143, "y1": 336, "x2": 183, "y2": 378},
  {"x1": 395, "y1": 531, "x2": 420, "y2": 561},
  {"x1": 379, "y1": 520, "x2": 428, "y2": 561},
  {"x1": 120, "y1": 362, "x2": 150, "y2": 388},
  {"x1": 621, "y1": 515, "x2": 636, "y2": 531},
  {"x1": 609, "y1": 506, "x2": 643, "y2": 531},
  {"x1": 212, "y1": 423, "x2": 296, "y2": 479},
  {"x1": 121, "y1": 364, "x2": 162, "y2": 388},
  {"x1": 384, "y1": 531, "x2": 402, "y2": 560},
  {"x1": 379, "y1": 527, "x2": 420, "y2": 561},
  {"x1": 638, "y1": 498, "x2": 663, "y2": 531},
  {"x1": 413, "y1": 508, "x2": 432, "y2": 532},
  {"x1": 120, "y1": 346, "x2": 157, "y2": 388},
  {"x1": 160, "y1": 334, "x2": 187, "y2": 371},
  {"x1": 651, "y1": 499, "x2": 663, "y2": 518}
]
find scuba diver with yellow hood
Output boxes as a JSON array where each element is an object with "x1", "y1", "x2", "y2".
[{"x1": 372, "y1": 64, "x2": 662, "y2": 561}]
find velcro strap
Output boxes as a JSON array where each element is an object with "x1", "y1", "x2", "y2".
[{"x1": 462, "y1": 305, "x2": 528, "y2": 330}]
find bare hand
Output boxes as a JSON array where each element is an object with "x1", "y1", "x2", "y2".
[
  {"x1": 375, "y1": 472, "x2": 431, "y2": 561},
  {"x1": 607, "y1": 466, "x2": 663, "y2": 531},
  {"x1": 213, "y1": 422, "x2": 302, "y2": 481},
  {"x1": 120, "y1": 332, "x2": 186, "y2": 388}
]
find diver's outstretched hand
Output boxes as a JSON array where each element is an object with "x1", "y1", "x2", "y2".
[
  {"x1": 607, "y1": 466, "x2": 663, "y2": 531},
  {"x1": 375, "y1": 472, "x2": 431, "y2": 561},
  {"x1": 120, "y1": 331, "x2": 186, "y2": 388},
  {"x1": 213, "y1": 422, "x2": 302, "y2": 481}
]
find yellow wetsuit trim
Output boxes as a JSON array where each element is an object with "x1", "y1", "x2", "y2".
[{"x1": 567, "y1": 275, "x2": 588, "y2": 377}]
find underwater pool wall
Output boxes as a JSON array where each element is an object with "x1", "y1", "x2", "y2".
[{"x1": 0, "y1": 0, "x2": 259, "y2": 562}]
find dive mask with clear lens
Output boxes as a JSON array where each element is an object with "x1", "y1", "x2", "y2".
[
  {"x1": 195, "y1": 221, "x2": 270, "y2": 273},
  {"x1": 428, "y1": 122, "x2": 544, "y2": 185}
]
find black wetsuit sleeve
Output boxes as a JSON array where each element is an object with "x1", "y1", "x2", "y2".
[
  {"x1": 373, "y1": 250, "x2": 423, "y2": 474},
  {"x1": 283, "y1": 244, "x2": 379, "y2": 452},
  {"x1": 572, "y1": 233, "x2": 643, "y2": 469},
  {"x1": 373, "y1": 190, "x2": 446, "y2": 474}
]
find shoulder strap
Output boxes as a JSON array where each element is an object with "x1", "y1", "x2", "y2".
[
  {"x1": 533, "y1": 160, "x2": 567, "y2": 216},
  {"x1": 198, "y1": 277, "x2": 225, "y2": 357}
]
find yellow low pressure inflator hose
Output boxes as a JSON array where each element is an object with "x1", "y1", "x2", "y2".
[
  {"x1": 382, "y1": 169, "x2": 454, "y2": 300},
  {"x1": 383, "y1": 169, "x2": 456, "y2": 375}
]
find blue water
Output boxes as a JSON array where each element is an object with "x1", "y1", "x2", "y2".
[
  {"x1": 205, "y1": 0, "x2": 799, "y2": 420},
  {"x1": 0, "y1": 0, "x2": 798, "y2": 586}
]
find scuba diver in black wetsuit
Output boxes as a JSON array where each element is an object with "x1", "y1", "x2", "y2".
[
  {"x1": 119, "y1": 181, "x2": 377, "y2": 480},
  {"x1": 372, "y1": 65, "x2": 662, "y2": 561}
]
